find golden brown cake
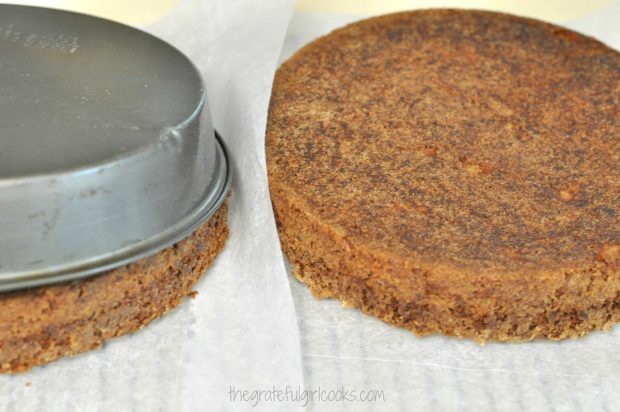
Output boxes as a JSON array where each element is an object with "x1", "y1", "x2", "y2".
[
  {"x1": 266, "y1": 9, "x2": 620, "y2": 342},
  {"x1": 0, "y1": 202, "x2": 228, "y2": 373}
]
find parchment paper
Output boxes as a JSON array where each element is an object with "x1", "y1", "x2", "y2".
[
  {"x1": 282, "y1": 5, "x2": 620, "y2": 411},
  {"x1": 0, "y1": 1, "x2": 301, "y2": 411}
]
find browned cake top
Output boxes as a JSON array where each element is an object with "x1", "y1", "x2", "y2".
[{"x1": 266, "y1": 9, "x2": 620, "y2": 274}]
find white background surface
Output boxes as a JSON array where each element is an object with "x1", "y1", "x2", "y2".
[{"x1": 1, "y1": 1, "x2": 620, "y2": 411}]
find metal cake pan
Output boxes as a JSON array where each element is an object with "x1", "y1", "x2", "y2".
[{"x1": 0, "y1": 5, "x2": 231, "y2": 291}]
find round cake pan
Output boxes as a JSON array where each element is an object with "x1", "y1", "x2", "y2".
[{"x1": 0, "y1": 5, "x2": 231, "y2": 291}]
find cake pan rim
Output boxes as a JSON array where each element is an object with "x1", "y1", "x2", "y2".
[{"x1": 0, "y1": 132, "x2": 232, "y2": 292}]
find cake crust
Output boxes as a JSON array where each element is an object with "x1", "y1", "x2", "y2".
[
  {"x1": 266, "y1": 10, "x2": 620, "y2": 341},
  {"x1": 0, "y1": 202, "x2": 228, "y2": 373}
]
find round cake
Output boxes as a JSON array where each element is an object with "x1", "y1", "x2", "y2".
[
  {"x1": 0, "y1": 203, "x2": 228, "y2": 373},
  {"x1": 266, "y1": 10, "x2": 620, "y2": 341}
]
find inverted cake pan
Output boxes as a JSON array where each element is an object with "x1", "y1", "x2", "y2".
[{"x1": 0, "y1": 5, "x2": 231, "y2": 291}]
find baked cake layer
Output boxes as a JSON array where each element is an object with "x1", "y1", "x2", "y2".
[
  {"x1": 0, "y1": 202, "x2": 228, "y2": 373},
  {"x1": 266, "y1": 10, "x2": 620, "y2": 341}
]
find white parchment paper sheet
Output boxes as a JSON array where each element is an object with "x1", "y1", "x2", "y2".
[
  {"x1": 0, "y1": 1, "x2": 301, "y2": 411},
  {"x1": 281, "y1": 5, "x2": 620, "y2": 412}
]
